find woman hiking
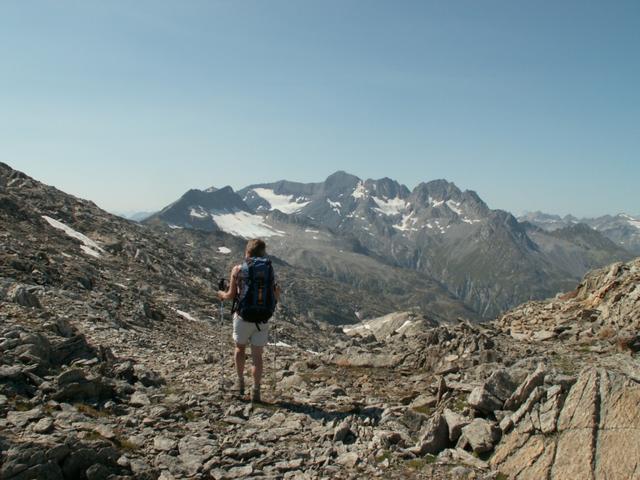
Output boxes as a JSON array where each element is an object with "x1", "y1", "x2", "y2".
[{"x1": 217, "y1": 238, "x2": 279, "y2": 402}]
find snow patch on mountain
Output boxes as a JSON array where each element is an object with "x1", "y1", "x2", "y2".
[
  {"x1": 217, "y1": 246, "x2": 231, "y2": 254},
  {"x1": 621, "y1": 214, "x2": 640, "y2": 230},
  {"x1": 189, "y1": 207, "x2": 209, "y2": 219},
  {"x1": 327, "y1": 199, "x2": 342, "y2": 214},
  {"x1": 250, "y1": 188, "x2": 310, "y2": 214},
  {"x1": 372, "y1": 196, "x2": 407, "y2": 216},
  {"x1": 351, "y1": 181, "x2": 368, "y2": 199},
  {"x1": 429, "y1": 196, "x2": 445, "y2": 208},
  {"x1": 394, "y1": 211, "x2": 419, "y2": 232},
  {"x1": 446, "y1": 200, "x2": 463, "y2": 215},
  {"x1": 42, "y1": 216, "x2": 105, "y2": 258},
  {"x1": 210, "y1": 211, "x2": 284, "y2": 238}
]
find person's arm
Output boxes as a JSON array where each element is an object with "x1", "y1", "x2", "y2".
[{"x1": 217, "y1": 266, "x2": 238, "y2": 301}]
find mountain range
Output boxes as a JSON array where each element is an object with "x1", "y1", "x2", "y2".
[
  {"x1": 146, "y1": 171, "x2": 634, "y2": 318},
  {"x1": 519, "y1": 211, "x2": 640, "y2": 254}
]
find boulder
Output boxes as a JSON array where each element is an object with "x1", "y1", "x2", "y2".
[
  {"x1": 467, "y1": 386, "x2": 502, "y2": 414},
  {"x1": 504, "y1": 363, "x2": 545, "y2": 411},
  {"x1": 442, "y1": 408, "x2": 471, "y2": 442},
  {"x1": 8, "y1": 284, "x2": 41, "y2": 308},
  {"x1": 457, "y1": 418, "x2": 501, "y2": 454},
  {"x1": 411, "y1": 413, "x2": 449, "y2": 455},
  {"x1": 468, "y1": 369, "x2": 517, "y2": 414}
]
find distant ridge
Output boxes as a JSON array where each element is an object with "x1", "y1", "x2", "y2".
[{"x1": 150, "y1": 171, "x2": 634, "y2": 318}]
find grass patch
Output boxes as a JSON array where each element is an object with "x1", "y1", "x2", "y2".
[
  {"x1": 406, "y1": 454, "x2": 436, "y2": 470},
  {"x1": 81, "y1": 430, "x2": 105, "y2": 442},
  {"x1": 253, "y1": 402, "x2": 279, "y2": 412},
  {"x1": 160, "y1": 385, "x2": 183, "y2": 396},
  {"x1": 412, "y1": 405, "x2": 434, "y2": 416},
  {"x1": 75, "y1": 403, "x2": 109, "y2": 418},
  {"x1": 374, "y1": 450, "x2": 392, "y2": 463},
  {"x1": 183, "y1": 410, "x2": 201, "y2": 422},
  {"x1": 451, "y1": 395, "x2": 467, "y2": 412},
  {"x1": 13, "y1": 400, "x2": 32, "y2": 411},
  {"x1": 116, "y1": 437, "x2": 140, "y2": 451}
]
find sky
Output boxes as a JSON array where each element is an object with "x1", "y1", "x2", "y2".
[{"x1": 1, "y1": 0, "x2": 638, "y2": 217}]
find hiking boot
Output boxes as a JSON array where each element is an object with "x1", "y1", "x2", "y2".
[
  {"x1": 234, "y1": 378, "x2": 245, "y2": 397},
  {"x1": 251, "y1": 386, "x2": 261, "y2": 403}
]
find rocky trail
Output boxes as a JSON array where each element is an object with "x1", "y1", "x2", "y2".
[{"x1": 2, "y1": 162, "x2": 640, "y2": 479}]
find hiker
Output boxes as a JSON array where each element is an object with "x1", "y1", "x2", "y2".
[{"x1": 217, "y1": 238, "x2": 279, "y2": 402}]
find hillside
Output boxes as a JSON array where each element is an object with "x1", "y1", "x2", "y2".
[{"x1": 2, "y1": 162, "x2": 639, "y2": 479}]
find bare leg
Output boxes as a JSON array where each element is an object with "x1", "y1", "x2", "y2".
[
  {"x1": 251, "y1": 345, "x2": 263, "y2": 400},
  {"x1": 234, "y1": 344, "x2": 246, "y2": 392}
]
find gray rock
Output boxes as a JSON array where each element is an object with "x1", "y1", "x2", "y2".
[
  {"x1": 411, "y1": 413, "x2": 449, "y2": 455},
  {"x1": 504, "y1": 364, "x2": 545, "y2": 411},
  {"x1": 85, "y1": 463, "x2": 112, "y2": 480},
  {"x1": 7, "y1": 407, "x2": 43, "y2": 428},
  {"x1": 222, "y1": 445, "x2": 267, "y2": 460},
  {"x1": 0, "y1": 365, "x2": 26, "y2": 380},
  {"x1": 485, "y1": 369, "x2": 517, "y2": 402},
  {"x1": 333, "y1": 419, "x2": 353, "y2": 443},
  {"x1": 510, "y1": 385, "x2": 546, "y2": 426},
  {"x1": 154, "y1": 435, "x2": 178, "y2": 452},
  {"x1": 53, "y1": 373, "x2": 114, "y2": 402},
  {"x1": 456, "y1": 418, "x2": 501, "y2": 454},
  {"x1": 8, "y1": 284, "x2": 41, "y2": 308},
  {"x1": 130, "y1": 391, "x2": 151, "y2": 407},
  {"x1": 442, "y1": 408, "x2": 471, "y2": 442},
  {"x1": 32, "y1": 417, "x2": 54, "y2": 434},
  {"x1": 410, "y1": 393, "x2": 437, "y2": 410},
  {"x1": 336, "y1": 451, "x2": 359, "y2": 468},
  {"x1": 438, "y1": 448, "x2": 489, "y2": 470},
  {"x1": 467, "y1": 385, "x2": 503, "y2": 414}
]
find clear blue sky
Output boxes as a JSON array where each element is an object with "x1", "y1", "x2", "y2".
[{"x1": 1, "y1": 1, "x2": 638, "y2": 217}]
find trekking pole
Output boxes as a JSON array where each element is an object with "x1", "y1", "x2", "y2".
[
  {"x1": 272, "y1": 307, "x2": 277, "y2": 392},
  {"x1": 218, "y1": 279, "x2": 229, "y2": 393}
]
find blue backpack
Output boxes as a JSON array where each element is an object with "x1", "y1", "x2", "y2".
[{"x1": 236, "y1": 257, "x2": 276, "y2": 324}]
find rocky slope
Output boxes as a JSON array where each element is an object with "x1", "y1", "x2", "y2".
[
  {"x1": 150, "y1": 171, "x2": 632, "y2": 318},
  {"x1": 2, "y1": 162, "x2": 639, "y2": 479}
]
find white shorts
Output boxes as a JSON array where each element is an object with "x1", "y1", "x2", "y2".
[{"x1": 233, "y1": 313, "x2": 269, "y2": 347}]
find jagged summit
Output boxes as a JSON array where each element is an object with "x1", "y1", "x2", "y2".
[{"x1": 152, "y1": 170, "x2": 633, "y2": 319}]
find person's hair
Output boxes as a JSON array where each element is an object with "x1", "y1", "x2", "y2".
[{"x1": 245, "y1": 238, "x2": 266, "y2": 258}]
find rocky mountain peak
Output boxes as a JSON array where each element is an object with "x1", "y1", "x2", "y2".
[
  {"x1": 362, "y1": 177, "x2": 411, "y2": 201},
  {"x1": 322, "y1": 171, "x2": 361, "y2": 194},
  {"x1": 409, "y1": 179, "x2": 462, "y2": 208}
]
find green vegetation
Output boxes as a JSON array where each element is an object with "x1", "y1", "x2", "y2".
[
  {"x1": 116, "y1": 437, "x2": 140, "y2": 451},
  {"x1": 412, "y1": 405, "x2": 434, "y2": 416},
  {"x1": 13, "y1": 400, "x2": 32, "y2": 411},
  {"x1": 374, "y1": 450, "x2": 392, "y2": 463},
  {"x1": 183, "y1": 410, "x2": 201, "y2": 421},
  {"x1": 81, "y1": 430, "x2": 105, "y2": 442},
  {"x1": 406, "y1": 454, "x2": 436, "y2": 469},
  {"x1": 75, "y1": 402, "x2": 109, "y2": 418},
  {"x1": 451, "y1": 395, "x2": 467, "y2": 412}
]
